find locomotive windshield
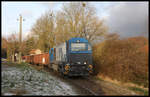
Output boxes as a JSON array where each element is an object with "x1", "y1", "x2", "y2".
[
  {"x1": 71, "y1": 43, "x2": 86, "y2": 51},
  {"x1": 71, "y1": 43, "x2": 92, "y2": 51}
]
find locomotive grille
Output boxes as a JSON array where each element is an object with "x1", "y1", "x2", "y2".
[
  {"x1": 69, "y1": 53, "x2": 92, "y2": 65},
  {"x1": 70, "y1": 65, "x2": 87, "y2": 71}
]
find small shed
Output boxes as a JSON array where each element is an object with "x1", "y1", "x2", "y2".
[{"x1": 29, "y1": 49, "x2": 42, "y2": 55}]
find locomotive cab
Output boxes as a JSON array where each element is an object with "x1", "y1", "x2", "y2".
[
  {"x1": 49, "y1": 37, "x2": 93, "y2": 76},
  {"x1": 66, "y1": 38, "x2": 93, "y2": 76}
]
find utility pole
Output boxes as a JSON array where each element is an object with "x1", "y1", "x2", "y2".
[
  {"x1": 50, "y1": 13, "x2": 55, "y2": 48},
  {"x1": 17, "y1": 14, "x2": 25, "y2": 63},
  {"x1": 82, "y1": 2, "x2": 86, "y2": 38}
]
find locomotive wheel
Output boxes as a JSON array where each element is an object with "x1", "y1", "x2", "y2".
[{"x1": 61, "y1": 72, "x2": 67, "y2": 78}]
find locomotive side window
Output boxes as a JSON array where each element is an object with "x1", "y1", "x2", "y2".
[
  {"x1": 71, "y1": 43, "x2": 86, "y2": 51},
  {"x1": 88, "y1": 44, "x2": 92, "y2": 51}
]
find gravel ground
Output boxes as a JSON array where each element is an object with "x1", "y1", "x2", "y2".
[{"x1": 1, "y1": 63, "x2": 78, "y2": 96}]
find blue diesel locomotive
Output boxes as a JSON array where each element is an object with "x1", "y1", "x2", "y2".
[{"x1": 49, "y1": 37, "x2": 93, "y2": 76}]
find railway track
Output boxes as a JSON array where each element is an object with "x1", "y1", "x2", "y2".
[
  {"x1": 28, "y1": 64, "x2": 135, "y2": 96},
  {"x1": 84, "y1": 77, "x2": 121, "y2": 95},
  {"x1": 29, "y1": 64, "x2": 102, "y2": 95},
  {"x1": 67, "y1": 77, "x2": 100, "y2": 95},
  {"x1": 69, "y1": 76, "x2": 107, "y2": 95}
]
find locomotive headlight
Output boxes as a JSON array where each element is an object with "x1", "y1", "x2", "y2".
[
  {"x1": 65, "y1": 64, "x2": 70, "y2": 71},
  {"x1": 88, "y1": 64, "x2": 93, "y2": 69},
  {"x1": 84, "y1": 62, "x2": 87, "y2": 64},
  {"x1": 77, "y1": 40, "x2": 80, "y2": 42}
]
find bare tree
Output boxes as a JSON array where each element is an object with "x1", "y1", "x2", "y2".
[
  {"x1": 55, "y1": 11, "x2": 73, "y2": 45},
  {"x1": 31, "y1": 10, "x2": 55, "y2": 52},
  {"x1": 58, "y1": 2, "x2": 108, "y2": 43},
  {"x1": 2, "y1": 37, "x2": 8, "y2": 58},
  {"x1": 31, "y1": 2, "x2": 108, "y2": 49},
  {"x1": 7, "y1": 33, "x2": 19, "y2": 62}
]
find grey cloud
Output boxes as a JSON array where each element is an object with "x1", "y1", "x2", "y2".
[{"x1": 105, "y1": 2, "x2": 148, "y2": 38}]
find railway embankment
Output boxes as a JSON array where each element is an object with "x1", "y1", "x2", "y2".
[
  {"x1": 1, "y1": 61, "x2": 78, "y2": 95},
  {"x1": 1, "y1": 61, "x2": 147, "y2": 96}
]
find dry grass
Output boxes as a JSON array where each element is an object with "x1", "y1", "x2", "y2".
[
  {"x1": 8, "y1": 89, "x2": 27, "y2": 95},
  {"x1": 97, "y1": 74, "x2": 148, "y2": 91},
  {"x1": 30, "y1": 64, "x2": 44, "y2": 71}
]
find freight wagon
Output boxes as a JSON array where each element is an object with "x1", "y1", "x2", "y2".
[
  {"x1": 22, "y1": 53, "x2": 49, "y2": 66},
  {"x1": 23, "y1": 37, "x2": 93, "y2": 76}
]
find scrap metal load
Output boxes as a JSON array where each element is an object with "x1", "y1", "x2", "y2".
[{"x1": 22, "y1": 37, "x2": 93, "y2": 76}]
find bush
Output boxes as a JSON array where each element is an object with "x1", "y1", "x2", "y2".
[{"x1": 93, "y1": 36, "x2": 148, "y2": 87}]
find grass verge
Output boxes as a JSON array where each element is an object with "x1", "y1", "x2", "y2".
[
  {"x1": 97, "y1": 75, "x2": 149, "y2": 95},
  {"x1": 128, "y1": 86, "x2": 149, "y2": 96},
  {"x1": 3, "y1": 61, "x2": 29, "y2": 68}
]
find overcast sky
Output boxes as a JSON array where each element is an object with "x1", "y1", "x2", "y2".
[
  {"x1": 105, "y1": 2, "x2": 148, "y2": 38},
  {"x1": 2, "y1": 1, "x2": 148, "y2": 40}
]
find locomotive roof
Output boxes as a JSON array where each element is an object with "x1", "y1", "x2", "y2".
[
  {"x1": 53, "y1": 38, "x2": 89, "y2": 48},
  {"x1": 68, "y1": 37, "x2": 88, "y2": 43}
]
